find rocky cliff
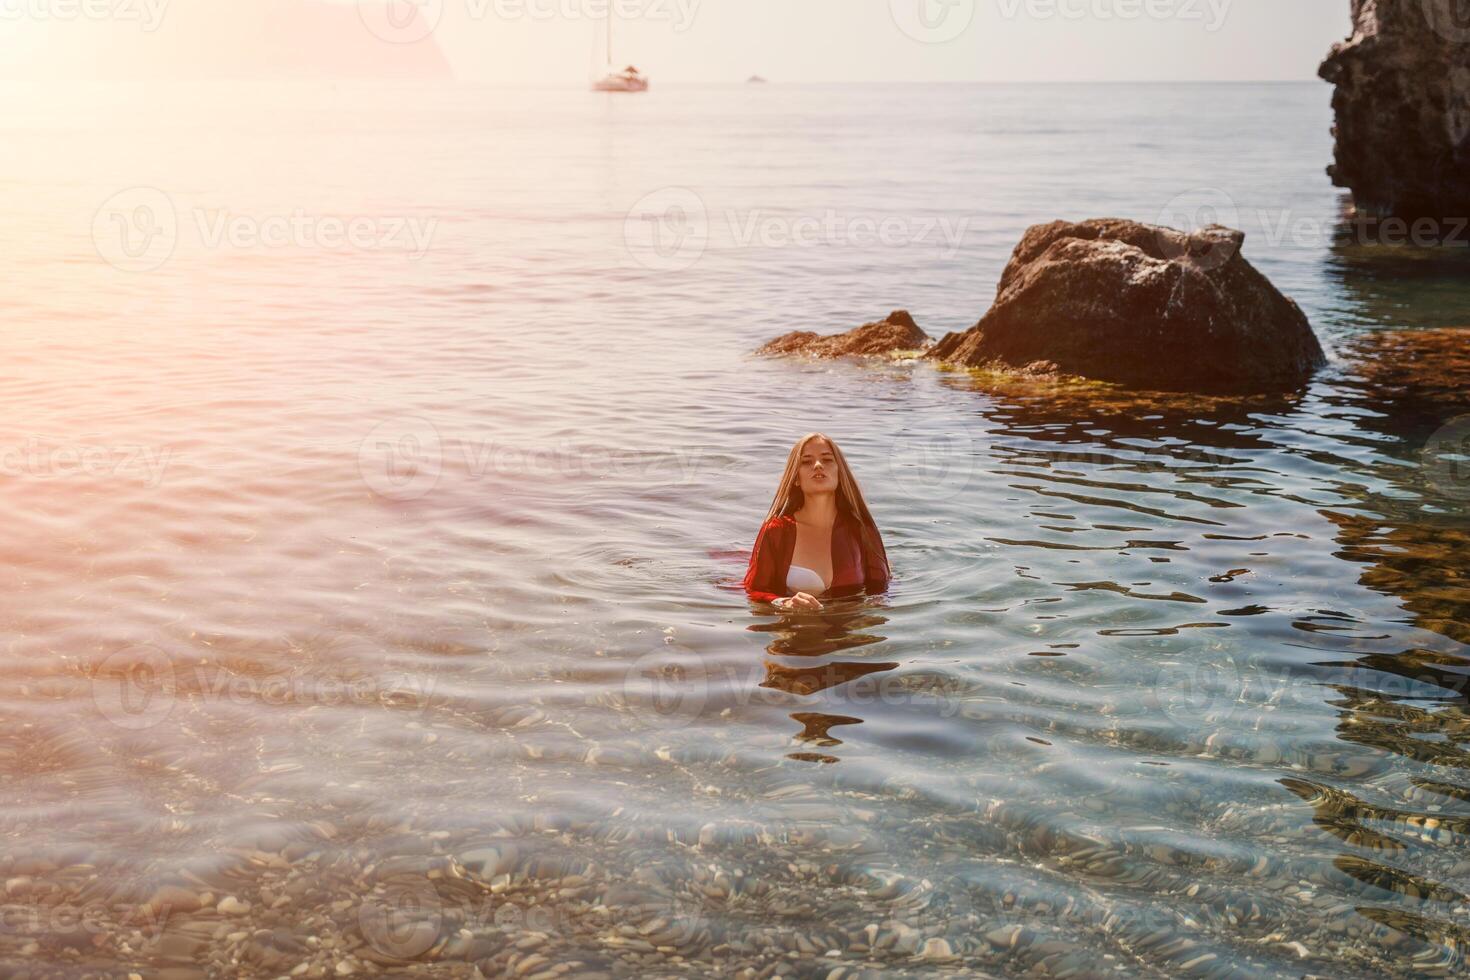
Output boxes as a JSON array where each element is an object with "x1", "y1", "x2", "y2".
[{"x1": 1319, "y1": 0, "x2": 1470, "y2": 223}]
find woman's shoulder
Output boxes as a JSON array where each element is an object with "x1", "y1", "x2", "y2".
[{"x1": 761, "y1": 514, "x2": 796, "y2": 532}]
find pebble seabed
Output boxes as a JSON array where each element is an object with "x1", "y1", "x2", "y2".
[{"x1": 3, "y1": 773, "x2": 1463, "y2": 980}]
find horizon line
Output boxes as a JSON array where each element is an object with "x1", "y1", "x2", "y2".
[{"x1": 1, "y1": 77, "x2": 1329, "y2": 86}]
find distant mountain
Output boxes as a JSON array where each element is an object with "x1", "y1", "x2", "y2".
[{"x1": 0, "y1": 0, "x2": 453, "y2": 80}]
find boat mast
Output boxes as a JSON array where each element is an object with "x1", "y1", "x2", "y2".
[{"x1": 606, "y1": 5, "x2": 612, "y2": 68}]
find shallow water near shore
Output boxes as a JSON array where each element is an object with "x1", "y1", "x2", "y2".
[{"x1": 3, "y1": 81, "x2": 1470, "y2": 978}]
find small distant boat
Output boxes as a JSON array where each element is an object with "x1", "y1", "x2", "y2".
[
  {"x1": 590, "y1": 9, "x2": 647, "y2": 92},
  {"x1": 747, "y1": 75, "x2": 768, "y2": 84},
  {"x1": 593, "y1": 65, "x2": 649, "y2": 93}
]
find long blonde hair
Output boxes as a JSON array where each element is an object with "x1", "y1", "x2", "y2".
[{"x1": 762, "y1": 432, "x2": 881, "y2": 532}]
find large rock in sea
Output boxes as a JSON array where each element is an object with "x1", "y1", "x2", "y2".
[
  {"x1": 1319, "y1": 0, "x2": 1470, "y2": 222},
  {"x1": 925, "y1": 219, "x2": 1326, "y2": 392},
  {"x1": 757, "y1": 310, "x2": 930, "y2": 358}
]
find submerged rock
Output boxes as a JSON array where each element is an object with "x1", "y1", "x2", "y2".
[
  {"x1": 1319, "y1": 0, "x2": 1470, "y2": 223},
  {"x1": 756, "y1": 310, "x2": 930, "y2": 358},
  {"x1": 925, "y1": 219, "x2": 1326, "y2": 392}
]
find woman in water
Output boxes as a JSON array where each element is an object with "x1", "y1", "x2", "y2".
[{"x1": 742, "y1": 433, "x2": 891, "y2": 611}]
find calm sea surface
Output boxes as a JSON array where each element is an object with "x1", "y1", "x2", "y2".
[{"x1": 3, "y1": 82, "x2": 1470, "y2": 978}]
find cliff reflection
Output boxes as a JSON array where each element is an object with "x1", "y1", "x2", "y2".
[
  {"x1": 1279, "y1": 327, "x2": 1470, "y2": 952},
  {"x1": 930, "y1": 330, "x2": 1470, "y2": 956},
  {"x1": 1321, "y1": 328, "x2": 1470, "y2": 647},
  {"x1": 1325, "y1": 212, "x2": 1470, "y2": 329}
]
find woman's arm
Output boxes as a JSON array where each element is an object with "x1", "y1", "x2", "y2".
[{"x1": 742, "y1": 519, "x2": 789, "y2": 604}]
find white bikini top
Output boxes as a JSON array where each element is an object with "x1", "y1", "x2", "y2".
[{"x1": 786, "y1": 564, "x2": 828, "y2": 595}]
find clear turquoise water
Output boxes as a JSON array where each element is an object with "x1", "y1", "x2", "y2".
[{"x1": 2, "y1": 81, "x2": 1469, "y2": 978}]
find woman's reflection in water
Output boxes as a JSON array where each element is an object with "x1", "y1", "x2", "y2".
[{"x1": 749, "y1": 599, "x2": 897, "y2": 763}]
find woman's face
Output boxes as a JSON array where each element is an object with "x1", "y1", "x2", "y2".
[{"x1": 797, "y1": 438, "x2": 838, "y2": 496}]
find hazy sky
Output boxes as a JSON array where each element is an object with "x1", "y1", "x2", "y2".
[
  {"x1": 0, "y1": 0, "x2": 1353, "y2": 82},
  {"x1": 449, "y1": 0, "x2": 1351, "y2": 84}
]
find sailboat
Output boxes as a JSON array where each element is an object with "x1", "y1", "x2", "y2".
[{"x1": 590, "y1": 7, "x2": 648, "y2": 92}]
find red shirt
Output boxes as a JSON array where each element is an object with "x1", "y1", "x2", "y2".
[{"x1": 742, "y1": 512, "x2": 891, "y2": 603}]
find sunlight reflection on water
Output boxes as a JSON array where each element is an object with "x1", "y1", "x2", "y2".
[{"x1": 1, "y1": 81, "x2": 1468, "y2": 978}]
